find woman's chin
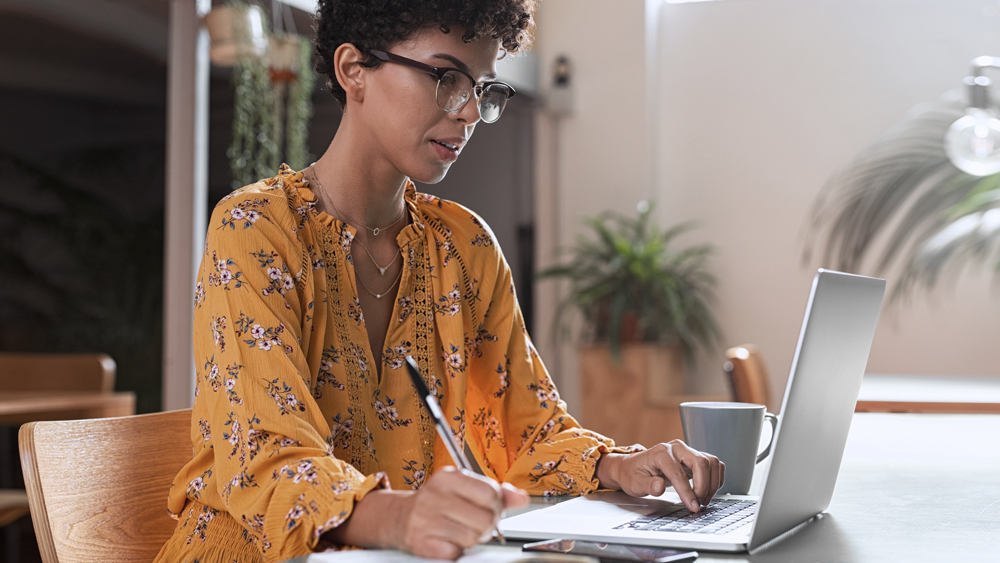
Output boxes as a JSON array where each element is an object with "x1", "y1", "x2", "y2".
[{"x1": 408, "y1": 163, "x2": 452, "y2": 185}]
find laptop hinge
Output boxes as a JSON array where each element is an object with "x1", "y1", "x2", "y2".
[{"x1": 748, "y1": 513, "x2": 820, "y2": 555}]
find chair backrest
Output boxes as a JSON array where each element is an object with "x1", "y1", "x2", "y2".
[
  {"x1": 723, "y1": 344, "x2": 774, "y2": 410},
  {"x1": 0, "y1": 353, "x2": 116, "y2": 392},
  {"x1": 0, "y1": 489, "x2": 30, "y2": 527},
  {"x1": 19, "y1": 409, "x2": 193, "y2": 563}
]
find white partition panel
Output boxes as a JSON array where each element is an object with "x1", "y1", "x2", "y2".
[{"x1": 163, "y1": 0, "x2": 210, "y2": 411}]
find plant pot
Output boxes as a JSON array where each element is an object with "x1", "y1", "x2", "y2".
[
  {"x1": 269, "y1": 35, "x2": 301, "y2": 83},
  {"x1": 578, "y1": 343, "x2": 686, "y2": 446},
  {"x1": 204, "y1": 5, "x2": 269, "y2": 67},
  {"x1": 593, "y1": 301, "x2": 644, "y2": 342}
]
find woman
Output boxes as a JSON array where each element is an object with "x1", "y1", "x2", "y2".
[{"x1": 154, "y1": 1, "x2": 724, "y2": 562}]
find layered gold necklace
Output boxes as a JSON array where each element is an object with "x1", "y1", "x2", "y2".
[{"x1": 308, "y1": 165, "x2": 405, "y2": 299}]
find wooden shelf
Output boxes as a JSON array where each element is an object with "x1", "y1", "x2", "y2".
[{"x1": 855, "y1": 374, "x2": 1000, "y2": 414}]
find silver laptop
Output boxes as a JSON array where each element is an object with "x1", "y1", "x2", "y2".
[{"x1": 499, "y1": 269, "x2": 885, "y2": 553}]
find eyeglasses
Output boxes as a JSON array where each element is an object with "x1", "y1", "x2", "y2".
[{"x1": 369, "y1": 49, "x2": 515, "y2": 124}]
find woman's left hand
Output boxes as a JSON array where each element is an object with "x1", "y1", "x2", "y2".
[{"x1": 595, "y1": 441, "x2": 725, "y2": 512}]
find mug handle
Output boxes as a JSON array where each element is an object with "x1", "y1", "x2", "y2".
[{"x1": 755, "y1": 413, "x2": 778, "y2": 464}]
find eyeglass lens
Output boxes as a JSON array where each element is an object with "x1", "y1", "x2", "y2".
[
  {"x1": 478, "y1": 85, "x2": 509, "y2": 123},
  {"x1": 435, "y1": 70, "x2": 510, "y2": 123}
]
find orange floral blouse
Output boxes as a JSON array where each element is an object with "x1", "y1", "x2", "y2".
[{"x1": 154, "y1": 166, "x2": 637, "y2": 563}]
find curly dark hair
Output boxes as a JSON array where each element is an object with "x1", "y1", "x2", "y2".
[{"x1": 314, "y1": 0, "x2": 536, "y2": 106}]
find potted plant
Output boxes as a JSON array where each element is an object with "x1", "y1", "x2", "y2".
[
  {"x1": 207, "y1": 1, "x2": 316, "y2": 189},
  {"x1": 270, "y1": 32, "x2": 316, "y2": 172},
  {"x1": 204, "y1": 2, "x2": 269, "y2": 67},
  {"x1": 541, "y1": 201, "x2": 720, "y2": 441},
  {"x1": 229, "y1": 47, "x2": 278, "y2": 189}
]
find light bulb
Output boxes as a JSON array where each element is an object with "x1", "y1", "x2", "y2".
[{"x1": 945, "y1": 107, "x2": 1000, "y2": 176}]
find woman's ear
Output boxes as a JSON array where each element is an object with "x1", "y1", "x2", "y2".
[{"x1": 334, "y1": 43, "x2": 366, "y2": 103}]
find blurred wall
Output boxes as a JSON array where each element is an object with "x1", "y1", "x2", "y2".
[
  {"x1": 534, "y1": 0, "x2": 1000, "y2": 413},
  {"x1": 655, "y1": 0, "x2": 1000, "y2": 403},
  {"x1": 532, "y1": 0, "x2": 653, "y2": 413}
]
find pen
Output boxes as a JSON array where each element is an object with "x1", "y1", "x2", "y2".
[{"x1": 405, "y1": 355, "x2": 507, "y2": 545}]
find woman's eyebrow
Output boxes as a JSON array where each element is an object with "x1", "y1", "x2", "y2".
[{"x1": 431, "y1": 53, "x2": 497, "y2": 80}]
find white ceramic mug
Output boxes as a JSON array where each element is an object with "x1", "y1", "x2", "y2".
[{"x1": 679, "y1": 401, "x2": 777, "y2": 495}]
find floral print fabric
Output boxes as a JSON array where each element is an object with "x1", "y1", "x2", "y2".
[{"x1": 154, "y1": 166, "x2": 638, "y2": 563}]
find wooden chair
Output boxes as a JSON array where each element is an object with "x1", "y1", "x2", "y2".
[
  {"x1": 0, "y1": 353, "x2": 119, "y2": 532},
  {"x1": 19, "y1": 409, "x2": 193, "y2": 563},
  {"x1": 722, "y1": 344, "x2": 774, "y2": 411},
  {"x1": 0, "y1": 489, "x2": 30, "y2": 527},
  {"x1": 0, "y1": 353, "x2": 116, "y2": 392}
]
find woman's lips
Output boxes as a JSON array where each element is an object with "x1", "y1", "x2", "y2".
[{"x1": 431, "y1": 139, "x2": 459, "y2": 162}]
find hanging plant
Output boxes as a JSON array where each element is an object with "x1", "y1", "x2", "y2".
[
  {"x1": 229, "y1": 53, "x2": 278, "y2": 189},
  {"x1": 211, "y1": 1, "x2": 314, "y2": 189},
  {"x1": 284, "y1": 35, "x2": 315, "y2": 171},
  {"x1": 204, "y1": 2, "x2": 268, "y2": 67},
  {"x1": 221, "y1": 0, "x2": 276, "y2": 189}
]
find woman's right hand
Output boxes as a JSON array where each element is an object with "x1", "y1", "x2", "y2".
[
  {"x1": 324, "y1": 466, "x2": 528, "y2": 560},
  {"x1": 395, "y1": 466, "x2": 528, "y2": 559}
]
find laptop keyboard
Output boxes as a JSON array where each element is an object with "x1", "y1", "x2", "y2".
[{"x1": 612, "y1": 499, "x2": 757, "y2": 535}]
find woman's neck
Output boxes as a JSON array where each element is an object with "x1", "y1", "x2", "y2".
[{"x1": 311, "y1": 115, "x2": 408, "y2": 233}]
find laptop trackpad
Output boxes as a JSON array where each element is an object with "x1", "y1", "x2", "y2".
[
  {"x1": 578, "y1": 491, "x2": 682, "y2": 511},
  {"x1": 502, "y1": 491, "x2": 683, "y2": 531}
]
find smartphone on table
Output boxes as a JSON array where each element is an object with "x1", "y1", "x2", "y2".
[{"x1": 522, "y1": 539, "x2": 698, "y2": 563}]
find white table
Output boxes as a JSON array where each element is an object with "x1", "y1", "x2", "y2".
[
  {"x1": 694, "y1": 413, "x2": 1000, "y2": 561},
  {"x1": 290, "y1": 413, "x2": 1000, "y2": 562}
]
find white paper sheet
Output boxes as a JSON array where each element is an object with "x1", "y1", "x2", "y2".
[{"x1": 307, "y1": 545, "x2": 595, "y2": 563}]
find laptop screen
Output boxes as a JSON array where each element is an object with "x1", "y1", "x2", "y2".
[{"x1": 748, "y1": 270, "x2": 884, "y2": 550}]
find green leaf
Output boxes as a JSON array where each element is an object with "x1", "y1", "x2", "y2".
[{"x1": 539, "y1": 201, "x2": 720, "y2": 364}]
